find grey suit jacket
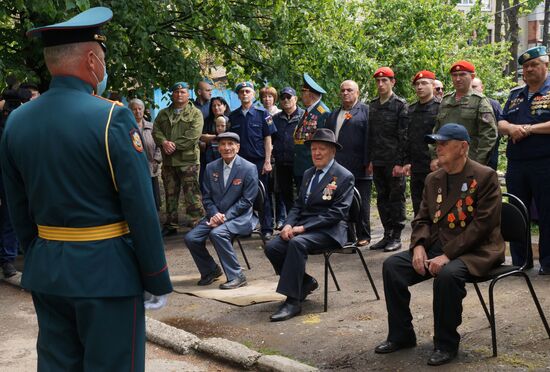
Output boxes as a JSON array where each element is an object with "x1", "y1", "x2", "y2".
[
  {"x1": 202, "y1": 155, "x2": 259, "y2": 235},
  {"x1": 286, "y1": 160, "x2": 355, "y2": 246}
]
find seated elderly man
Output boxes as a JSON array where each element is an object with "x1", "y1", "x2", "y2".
[
  {"x1": 374, "y1": 123, "x2": 505, "y2": 366},
  {"x1": 265, "y1": 128, "x2": 355, "y2": 321},
  {"x1": 184, "y1": 132, "x2": 258, "y2": 289}
]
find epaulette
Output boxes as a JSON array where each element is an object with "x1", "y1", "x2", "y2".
[
  {"x1": 93, "y1": 94, "x2": 124, "y2": 106},
  {"x1": 317, "y1": 104, "x2": 327, "y2": 114},
  {"x1": 471, "y1": 91, "x2": 485, "y2": 98}
]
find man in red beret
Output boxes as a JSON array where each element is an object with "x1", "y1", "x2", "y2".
[
  {"x1": 404, "y1": 70, "x2": 440, "y2": 216},
  {"x1": 431, "y1": 60, "x2": 497, "y2": 170},
  {"x1": 368, "y1": 67, "x2": 408, "y2": 252}
]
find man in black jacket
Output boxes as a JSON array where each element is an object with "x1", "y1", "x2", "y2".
[
  {"x1": 326, "y1": 80, "x2": 371, "y2": 245},
  {"x1": 368, "y1": 67, "x2": 408, "y2": 252}
]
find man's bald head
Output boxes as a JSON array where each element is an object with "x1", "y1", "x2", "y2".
[{"x1": 471, "y1": 77, "x2": 484, "y2": 93}]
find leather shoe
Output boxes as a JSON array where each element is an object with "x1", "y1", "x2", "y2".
[
  {"x1": 370, "y1": 236, "x2": 389, "y2": 250},
  {"x1": 219, "y1": 274, "x2": 247, "y2": 289},
  {"x1": 539, "y1": 267, "x2": 550, "y2": 275},
  {"x1": 161, "y1": 227, "x2": 177, "y2": 237},
  {"x1": 263, "y1": 232, "x2": 273, "y2": 241},
  {"x1": 300, "y1": 277, "x2": 319, "y2": 301},
  {"x1": 427, "y1": 349, "x2": 457, "y2": 366},
  {"x1": 270, "y1": 302, "x2": 302, "y2": 322},
  {"x1": 1, "y1": 262, "x2": 16, "y2": 278},
  {"x1": 384, "y1": 239, "x2": 402, "y2": 252},
  {"x1": 275, "y1": 222, "x2": 284, "y2": 230},
  {"x1": 357, "y1": 239, "x2": 370, "y2": 247},
  {"x1": 374, "y1": 340, "x2": 416, "y2": 354},
  {"x1": 197, "y1": 265, "x2": 223, "y2": 286}
]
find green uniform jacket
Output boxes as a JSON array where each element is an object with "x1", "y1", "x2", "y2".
[
  {"x1": 153, "y1": 103, "x2": 204, "y2": 166},
  {"x1": 435, "y1": 89, "x2": 497, "y2": 164},
  {"x1": 0, "y1": 76, "x2": 172, "y2": 297},
  {"x1": 293, "y1": 100, "x2": 331, "y2": 177}
]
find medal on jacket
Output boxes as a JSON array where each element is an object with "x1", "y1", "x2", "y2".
[
  {"x1": 433, "y1": 187, "x2": 443, "y2": 223},
  {"x1": 447, "y1": 212, "x2": 456, "y2": 229},
  {"x1": 456, "y1": 199, "x2": 467, "y2": 228},
  {"x1": 469, "y1": 179, "x2": 477, "y2": 194},
  {"x1": 322, "y1": 177, "x2": 338, "y2": 200},
  {"x1": 212, "y1": 171, "x2": 219, "y2": 182},
  {"x1": 465, "y1": 195, "x2": 474, "y2": 212}
]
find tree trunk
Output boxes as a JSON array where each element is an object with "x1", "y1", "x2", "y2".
[
  {"x1": 543, "y1": 0, "x2": 550, "y2": 47},
  {"x1": 504, "y1": 0, "x2": 520, "y2": 81},
  {"x1": 495, "y1": 0, "x2": 503, "y2": 43}
]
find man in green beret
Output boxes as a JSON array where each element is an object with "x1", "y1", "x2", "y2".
[
  {"x1": 153, "y1": 82, "x2": 205, "y2": 236},
  {"x1": 1, "y1": 7, "x2": 172, "y2": 371}
]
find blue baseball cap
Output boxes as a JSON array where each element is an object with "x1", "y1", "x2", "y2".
[
  {"x1": 280, "y1": 87, "x2": 296, "y2": 96},
  {"x1": 518, "y1": 46, "x2": 547, "y2": 65},
  {"x1": 27, "y1": 7, "x2": 112, "y2": 52},
  {"x1": 235, "y1": 81, "x2": 254, "y2": 92},
  {"x1": 170, "y1": 82, "x2": 189, "y2": 92},
  {"x1": 303, "y1": 73, "x2": 326, "y2": 94},
  {"x1": 425, "y1": 123, "x2": 471, "y2": 144}
]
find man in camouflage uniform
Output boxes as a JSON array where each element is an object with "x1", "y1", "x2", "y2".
[
  {"x1": 153, "y1": 82, "x2": 204, "y2": 236},
  {"x1": 368, "y1": 67, "x2": 408, "y2": 252},
  {"x1": 432, "y1": 60, "x2": 497, "y2": 170}
]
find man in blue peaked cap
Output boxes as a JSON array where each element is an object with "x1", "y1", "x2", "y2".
[{"x1": 1, "y1": 7, "x2": 173, "y2": 371}]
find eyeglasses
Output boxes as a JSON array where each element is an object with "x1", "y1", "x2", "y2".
[
  {"x1": 435, "y1": 87, "x2": 443, "y2": 92},
  {"x1": 280, "y1": 95, "x2": 293, "y2": 101}
]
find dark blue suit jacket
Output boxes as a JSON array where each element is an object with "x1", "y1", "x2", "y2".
[
  {"x1": 286, "y1": 160, "x2": 354, "y2": 246},
  {"x1": 203, "y1": 155, "x2": 259, "y2": 235}
]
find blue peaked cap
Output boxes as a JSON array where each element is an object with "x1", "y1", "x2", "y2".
[{"x1": 303, "y1": 73, "x2": 326, "y2": 94}]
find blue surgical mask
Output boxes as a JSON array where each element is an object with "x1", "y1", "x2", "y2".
[{"x1": 92, "y1": 53, "x2": 108, "y2": 96}]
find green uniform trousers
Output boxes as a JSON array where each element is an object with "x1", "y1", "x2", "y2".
[
  {"x1": 162, "y1": 164, "x2": 204, "y2": 229},
  {"x1": 32, "y1": 292, "x2": 145, "y2": 372}
]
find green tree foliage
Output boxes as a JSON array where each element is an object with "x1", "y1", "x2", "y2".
[{"x1": 0, "y1": 0, "x2": 519, "y2": 105}]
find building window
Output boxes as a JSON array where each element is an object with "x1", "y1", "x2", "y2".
[{"x1": 459, "y1": 0, "x2": 490, "y2": 10}]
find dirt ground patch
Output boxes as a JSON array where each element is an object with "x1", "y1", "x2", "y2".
[{"x1": 150, "y1": 216, "x2": 550, "y2": 371}]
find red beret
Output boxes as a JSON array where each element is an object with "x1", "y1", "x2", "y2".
[
  {"x1": 373, "y1": 67, "x2": 395, "y2": 79},
  {"x1": 412, "y1": 70, "x2": 436, "y2": 83},
  {"x1": 450, "y1": 60, "x2": 475, "y2": 73}
]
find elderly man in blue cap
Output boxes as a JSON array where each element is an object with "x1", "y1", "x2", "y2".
[
  {"x1": 375, "y1": 123, "x2": 504, "y2": 366},
  {"x1": 228, "y1": 81, "x2": 277, "y2": 239},
  {"x1": 293, "y1": 73, "x2": 331, "y2": 187},
  {"x1": 153, "y1": 81, "x2": 205, "y2": 236},
  {"x1": 1, "y1": 7, "x2": 173, "y2": 371},
  {"x1": 499, "y1": 45, "x2": 550, "y2": 275}
]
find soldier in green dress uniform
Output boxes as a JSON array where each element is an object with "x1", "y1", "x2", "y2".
[
  {"x1": 293, "y1": 73, "x2": 331, "y2": 186},
  {"x1": 0, "y1": 7, "x2": 172, "y2": 371}
]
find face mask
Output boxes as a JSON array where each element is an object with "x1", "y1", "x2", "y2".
[{"x1": 91, "y1": 53, "x2": 108, "y2": 96}]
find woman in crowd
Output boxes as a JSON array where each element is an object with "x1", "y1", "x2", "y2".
[
  {"x1": 259, "y1": 86, "x2": 281, "y2": 115},
  {"x1": 129, "y1": 98, "x2": 162, "y2": 211}
]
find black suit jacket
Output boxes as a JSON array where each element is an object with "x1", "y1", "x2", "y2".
[
  {"x1": 286, "y1": 160, "x2": 355, "y2": 247},
  {"x1": 325, "y1": 102, "x2": 370, "y2": 180}
]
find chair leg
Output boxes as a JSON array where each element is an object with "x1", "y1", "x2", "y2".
[
  {"x1": 236, "y1": 239, "x2": 251, "y2": 270},
  {"x1": 326, "y1": 257, "x2": 341, "y2": 292},
  {"x1": 473, "y1": 282, "x2": 491, "y2": 324},
  {"x1": 324, "y1": 255, "x2": 329, "y2": 312},
  {"x1": 356, "y1": 249, "x2": 380, "y2": 300},
  {"x1": 520, "y1": 273, "x2": 550, "y2": 338},
  {"x1": 488, "y1": 280, "x2": 499, "y2": 357}
]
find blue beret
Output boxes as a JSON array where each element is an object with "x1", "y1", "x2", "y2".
[
  {"x1": 303, "y1": 73, "x2": 326, "y2": 94},
  {"x1": 170, "y1": 82, "x2": 189, "y2": 91},
  {"x1": 425, "y1": 123, "x2": 470, "y2": 144},
  {"x1": 235, "y1": 81, "x2": 254, "y2": 92},
  {"x1": 518, "y1": 46, "x2": 547, "y2": 65},
  {"x1": 27, "y1": 7, "x2": 112, "y2": 51}
]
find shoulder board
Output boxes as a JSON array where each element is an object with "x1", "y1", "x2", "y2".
[
  {"x1": 92, "y1": 94, "x2": 124, "y2": 106},
  {"x1": 470, "y1": 91, "x2": 485, "y2": 98},
  {"x1": 317, "y1": 105, "x2": 326, "y2": 114}
]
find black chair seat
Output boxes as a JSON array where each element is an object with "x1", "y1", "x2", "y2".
[{"x1": 469, "y1": 265, "x2": 521, "y2": 283}]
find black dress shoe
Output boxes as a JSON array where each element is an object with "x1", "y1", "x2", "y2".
[
  {"x1": 197, "y1": 265, "x2": 223, "y2": 286},
  {"x1": 270, "y1": 302, "x2": 302, "y2": 322},
  {"x1": 1, "y1": 262, "x2": 17, "y2": 278},
  {"x1": 219, "y1": 274, "x2": 247, "y2": 289},
  {"x1": 427, "y1": 349, "x2": 457, "y2": 366},
  {"x1": 374, "y1": 340, "x2": 416, "y2": 354},
  {"x1": 275, "y1": 222, "x2": 284, "y2": 230},
  {"x1": 300, "y1": 277, "x2": 319, "y2": 301},
  {"x1": 370, "y1": 236, "x2": 389, "y2": 250},
  {"x1": 384, "y1": 239, "x2": 402, "y2": 252},
  {"x1": 263, "y1": 232, "x2": 273, "y2": 241},
  {"x1": 161, "y1": 227, "x2": 177, "y2": 237},
  {"x1": 539, "y1": 267, "x2": 550, "y2": 275}
]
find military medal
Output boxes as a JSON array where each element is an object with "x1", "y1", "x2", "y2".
[
  {"x1": 461, "y1": 182, "x2": 467, "y2": 192},
  {"x1": 434, "y1": 187, "x2": 443, "y2": 223},
  {"x1": 436, "y1": 188, "x2": 442, "y2": 204},
  {"x1": 469, "y1": 179, "x2": 477, "y2": 194},
  {"x1": 323, "y1": 177, "x2": 338, "y2": 201},
  {"x1": 465, "y1": 195, "x2": 474, "y2": 212},
  {"x1": 447, "y1": 213, "x2": 456, "y2": 229},
  {"x1": 212, "y1": 171, "x2": 219, "y2": 182}
]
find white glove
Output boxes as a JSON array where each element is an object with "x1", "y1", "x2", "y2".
[{"x1": 143, "y1": 291, "x2": 169, "y2": 310}]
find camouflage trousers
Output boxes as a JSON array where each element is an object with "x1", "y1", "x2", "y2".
[{"x1": 162, "y1": 164, "x2": 204, "y2": 229}]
